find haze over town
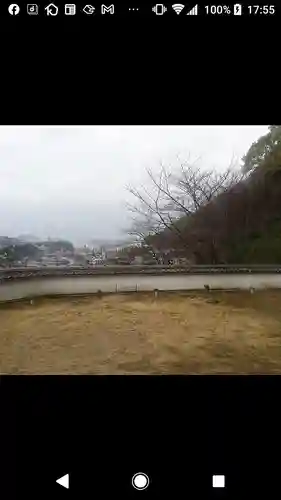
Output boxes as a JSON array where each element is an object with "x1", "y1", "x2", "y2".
[{"x1": 0, "y1": 125, "x2": 268, "y2": 246}]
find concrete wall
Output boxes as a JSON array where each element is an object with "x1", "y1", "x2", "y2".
[{"x1": 1, "y1": 273, "x2": 281, "y2": 302}]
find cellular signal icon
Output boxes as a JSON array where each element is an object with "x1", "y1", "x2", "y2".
[
  {"x1": 186, "y1": 4, "x2": 198, "y2": 14},
  {"x1": 172, "y1": 3, "x2": 185, "y2": 14}
]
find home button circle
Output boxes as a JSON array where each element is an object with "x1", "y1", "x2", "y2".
[{"x1": 132, "y1": 472, "x2": 149, "y2": 490}]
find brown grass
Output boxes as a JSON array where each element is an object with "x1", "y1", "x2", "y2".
[{"x1": 1, "y1": 290, "x2": 281, "y2": 374}]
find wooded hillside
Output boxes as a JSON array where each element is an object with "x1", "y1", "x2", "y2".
[{"x1": 127, "y1": 126, "x2": 281, "y2": 264}]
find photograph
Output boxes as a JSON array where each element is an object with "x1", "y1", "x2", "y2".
[{"x1": 1, "y1": 124, "x2": 281, "y2": 374}]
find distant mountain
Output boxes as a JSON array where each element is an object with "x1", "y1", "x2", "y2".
[
  {"x1": 17, "y1": 234, "x2": 41, "y2": 243},
  {"x1": 0, "y1": 236, "x2": 22, "y2": 248}
]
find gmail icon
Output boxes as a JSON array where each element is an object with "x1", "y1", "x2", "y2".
[{"x1": 101, "y1": 4, "x2": 114, "y2": 13}]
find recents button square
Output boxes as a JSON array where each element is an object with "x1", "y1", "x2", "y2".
[{"x1": 212, "y1": 475, "x2": 225, "y2": 488}]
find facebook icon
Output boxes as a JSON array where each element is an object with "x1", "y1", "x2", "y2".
[{"x1": 8, "y1": 3, "x2": 20, "y2": 14}]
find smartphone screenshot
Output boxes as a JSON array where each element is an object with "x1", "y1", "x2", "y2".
[{"x1": 0, "y1": 124, "x2": 280, "y2": 496}]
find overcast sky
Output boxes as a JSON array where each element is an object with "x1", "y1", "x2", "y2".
[{"x1": 0, "y1": 125, "x2": 268, "y2": 245}]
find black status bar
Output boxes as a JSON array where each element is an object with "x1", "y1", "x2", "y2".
[{"x1": 3, "y1": 3, "x2": 280, "y2": 18}]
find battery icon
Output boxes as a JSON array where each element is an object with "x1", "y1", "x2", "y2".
[{"x1": 233, "y1": 4, "x2": 242, "y2": 15}]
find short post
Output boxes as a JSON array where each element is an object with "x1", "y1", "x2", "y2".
[{"x1": 154, "y1": 288, "x2": 159, "y2": 299}]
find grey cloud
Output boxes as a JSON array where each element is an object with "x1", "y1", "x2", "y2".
[{"x1": 0, "y1": 125, "x2": 269, "y2": 245}]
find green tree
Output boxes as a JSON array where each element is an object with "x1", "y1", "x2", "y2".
[
  {"x1": 0, "y1": 243, "x2": 41, "y2": 265},
  {"x1": 242, "y1": 125, "x2": 281, "y2": 173}
]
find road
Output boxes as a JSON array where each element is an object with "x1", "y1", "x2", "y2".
[{"x1": 1, "y1": 273, "x2": 281, "y2": 302}]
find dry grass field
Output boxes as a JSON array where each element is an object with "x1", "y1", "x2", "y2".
[{"x1": 1, "y1": 290, "x2": 281, "y2": 374}]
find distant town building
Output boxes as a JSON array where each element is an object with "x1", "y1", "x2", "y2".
[
  {"x1": 92, "y1": 256, "x2": 104, "y2": 265},
  {"x1": 105, "y1": 249, "x2": 118, "y2": 260},
  {"x1": 133, "y1": 256, "x2": 143, "y2": 265}
]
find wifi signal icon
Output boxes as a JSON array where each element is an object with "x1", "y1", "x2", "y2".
[{"x1": 172, "y1": 3, "x2": 185, "y2": 14}]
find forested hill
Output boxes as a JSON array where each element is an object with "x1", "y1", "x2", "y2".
[{"x1": 128, "y1": 126, "x2": 281, "y2": 264}]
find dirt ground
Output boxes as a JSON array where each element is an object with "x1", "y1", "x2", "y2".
[{"x1": 1, "y1": 290, "x2": 281, "y2": 374}]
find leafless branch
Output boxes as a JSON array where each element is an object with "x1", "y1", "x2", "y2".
[{"x1": 126, "y1": 156, "x2": 244, "y2": 261}]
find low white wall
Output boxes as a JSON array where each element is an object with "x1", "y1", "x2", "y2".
[{"x1": 1, "y1": 273, "x2": 281, "y2": 302}]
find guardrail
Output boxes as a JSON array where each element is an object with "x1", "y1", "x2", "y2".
[{"x1": 1, "y1": 264, "x2": 281, "y2": 282}]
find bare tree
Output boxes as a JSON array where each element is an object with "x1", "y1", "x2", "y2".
[{"x1": 126, "y1": 157, "x2": 244, "y2": 260}]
